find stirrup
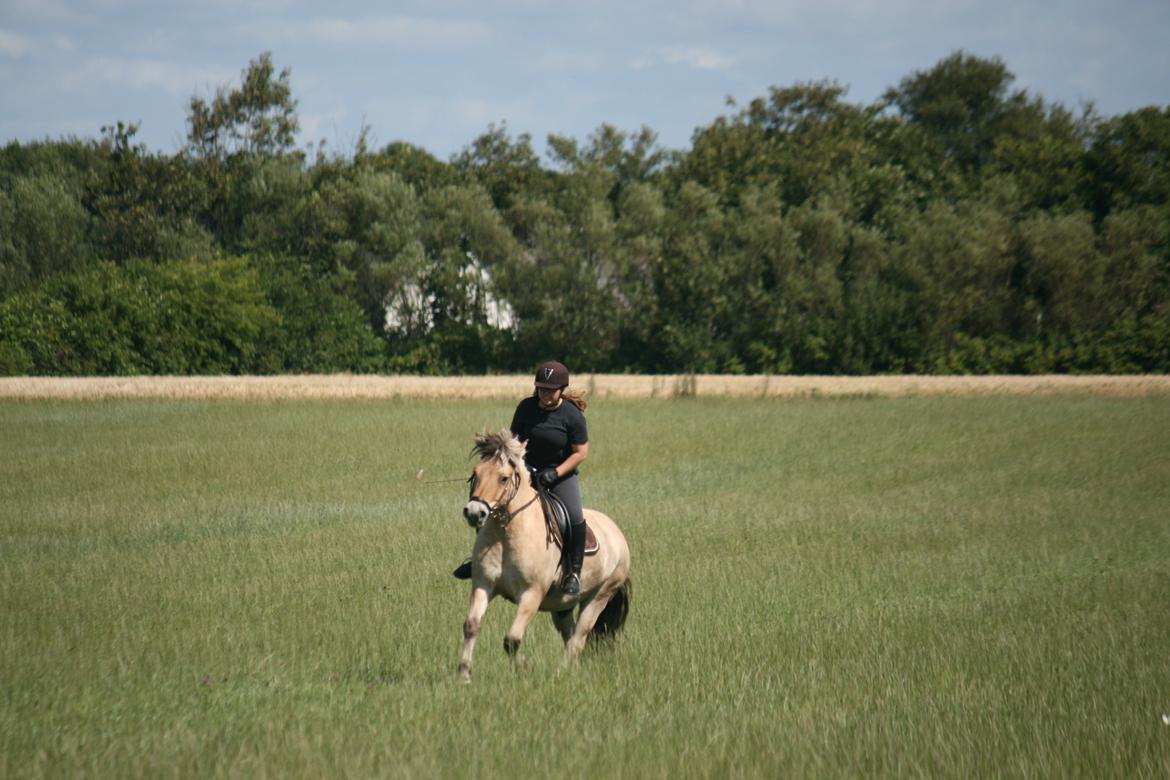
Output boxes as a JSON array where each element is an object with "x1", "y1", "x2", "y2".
[
  {"x1": 453, "y1": 559, "x2": 472, "y2": 580},
  {"x1": 562, "y1": 572, "x2": 580, "y2": 595}
]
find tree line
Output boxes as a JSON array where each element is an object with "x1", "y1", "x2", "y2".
[{"x1": 2, "y1": 51, "x2": 1168, "y2": 376}]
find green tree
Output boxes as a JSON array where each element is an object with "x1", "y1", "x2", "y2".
[
  {"x1": 609, "y1": 180, "x2": 668, "y2": 368},
  {"x1": 986, "y1": 104, "x2": 1093, "y2": 213},
  {"x1": 884, "y1": 51, "x2": 1054, "y2": 179},
  {"x1": 0, "y1": 258, "x2": 279, "y2": 375},
  {"x1": 4, "y1": 51, "x2": 1166, "y2": 377},
  {"x1": 88, "y1": 122, "x2": 213, "y2": 263},
  {"x1": 1085, "y1": 106, "x2": 1170, "y2": 217},
  {"x1": 330, "y1": 167, "x2": 427, "y2": 332},
  {"x1": 1099, "y1": 205, "x2": 1170, "y2": 321},
  {"x1": 253, "y1": 256, "x2": 386, "y2": 373},
  {"x1": 1015, "y1": 211, "x2": 1105, "y2": 340},
  {"x1": 392, "y1": 185, "x2": 520, "y2": 372},
  {"x1": 187, "y1": 52, "x2": 299, "y2": 160},
  {"x1": 548, "y1": 124, "x2": 667, "y2": 204},
  {"x1": 453, "y1": 123, "x2": 549, "y2": 213},
  {"x1": 682, "y1": 82, "x2": 879, "y2": 210},
  {"x1": 186, "y1": 53, "x2": 301, "y2": 251},
  {"x1": 499, "y1": 153, "x2": 669, "y2": 371},
  {"x1": 372, "y1": 142, "x2": 460, "y2": 193},
  {"x1": 651, "y1": 181, "x2": 731, "y2": 371},
  {"x1": 237, "y1": 156, "x2": 317, "y2": 258},
  {"x1": 894, "y1": 199, "x2": 1018, "y2": 368},
  {"x1": 0, "y1": 174, "x2": 92, "y2": 295}
]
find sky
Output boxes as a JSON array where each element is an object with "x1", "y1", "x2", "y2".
[{"x1": 2, "y1": 0, "x2": 1168, "y2": 162}]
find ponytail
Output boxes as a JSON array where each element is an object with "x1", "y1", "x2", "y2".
[{"x1": 564, "y1": 389, "x2": 588, "y2": 412}]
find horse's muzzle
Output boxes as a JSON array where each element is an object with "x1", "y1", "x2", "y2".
[{"x1": 463, "y1": 500, "x2": 488, "y2": 529}]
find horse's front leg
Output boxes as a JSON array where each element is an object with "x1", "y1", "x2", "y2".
[
  {"x1": 503, "y1": 588, "x2": 543, "y2": 668},
  {"x1": 458, "y1": 586, "x2": 492, "y2": 683}
]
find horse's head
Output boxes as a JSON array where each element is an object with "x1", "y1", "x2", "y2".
[{"x1": 463, "y1": 430, "x2": 529, "y2": 529}]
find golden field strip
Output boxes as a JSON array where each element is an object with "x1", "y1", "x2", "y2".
[{"x1": 1, "y1": 373, "x2": 1169, "y2": 400}]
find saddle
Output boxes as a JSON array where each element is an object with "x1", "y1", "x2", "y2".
[{"x1": 537, "y1": 489, "x2": 599, "y2": 557}]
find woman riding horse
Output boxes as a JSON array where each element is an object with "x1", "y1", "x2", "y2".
[
  {"x1": 454, "y1": 360, "x2": 589, "y2": 594},
  {"x1": 459, "y1": 428, "x2": 631, "y2": 680}
]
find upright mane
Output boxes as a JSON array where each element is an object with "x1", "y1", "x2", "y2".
[{"x1": 472, "y1": 429, "x2": 526, "y2": 472}]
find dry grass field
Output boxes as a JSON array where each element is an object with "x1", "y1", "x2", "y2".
[{"x1": 2, "y1": 373, "x2": 1169, "y2": 401}]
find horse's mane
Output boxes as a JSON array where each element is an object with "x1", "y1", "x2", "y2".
[{"x1": 472, "y1": 429, "x2": 527, "y2": 473}]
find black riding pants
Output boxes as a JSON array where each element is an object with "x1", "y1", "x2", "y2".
[{"x1": 548, "y1": 473, "x2": 584, "y2": 528}]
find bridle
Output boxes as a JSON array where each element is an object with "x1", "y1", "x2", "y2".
[{"x1": 467, "y1": 465, "x2": 539, "y2": 526}]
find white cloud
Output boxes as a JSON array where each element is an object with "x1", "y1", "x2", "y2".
[
  {"x1": 632, "y1": 46, "x2": 733, "y2": 71},
  {"x1": 299, "y1": 112, "x2": 326, "y2": 142},
  {"x1": 351, "y1": 93, "x2": 537, "y2": 156},
  {"x1": 708, "y1": 0, "x2": 799, "y2": 24},
  {"x1": 0, "y1": 29, "x2": 33, "y2": 59},
  {"x1": 710, "y1": 0, "x2": 967, "y2": 23},
  {"x1": 666, "y1": 46, "x2": 734, "y2": 70},
  {"x1": 1, "y1": 0, "x2": 85, "y2": 25},
  {"x1": 1066, "y1": 58, "x2": 1106, "y2": 101},
  {"x1": 260, "y1": 16, "x2": 491, "y2": 49},
  {"x1": 0, "y1": 29, "x2": 74, "y2": 59},
  {"x1": 537, "y1": 50, "x2": 609, "y2": 73},
  {"x1": 76, "y1": 57, "x2": 237, "y2": 96},
  {"x1": 450, "y1": 97, "x2": 534, "y2": 130}
]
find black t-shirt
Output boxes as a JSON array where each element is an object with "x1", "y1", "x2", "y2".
[{"x1": 510, "y1": 396, "x2": 588, "y2": 472}]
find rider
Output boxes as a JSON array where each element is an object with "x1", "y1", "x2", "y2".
[{"x1": 454, "y1": 360, "x2": 589, "y2": 595}]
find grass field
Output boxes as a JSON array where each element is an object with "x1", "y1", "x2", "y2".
[{"x1": 2, "y1": 394, "x2": 1169, "y2": 777}]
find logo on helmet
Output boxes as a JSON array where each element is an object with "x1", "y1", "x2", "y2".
[{"x1": 544, "y1": 368, "x2": 554, "y2": 380}]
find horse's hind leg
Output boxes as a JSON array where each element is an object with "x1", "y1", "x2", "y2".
[
  {"x1": 563, "y1": 589, "x2": 614, "y2": 666},
  {"x1": 551, "y1": 608, "x2": 576, "y2": 644},
  {"x1": 458, "y1": 586, "x2": 491, "y2": 683}
]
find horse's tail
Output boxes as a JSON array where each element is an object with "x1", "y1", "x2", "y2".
[{"x1": 590, "y1": 577, "x2": 631, "y2": 641}]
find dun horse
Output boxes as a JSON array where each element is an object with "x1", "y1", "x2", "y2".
[{"x1": 458, "y1": 430, "x2": 631, "y2": 681}]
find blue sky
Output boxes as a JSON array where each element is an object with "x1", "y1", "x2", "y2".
[{"x1": 2, "y1": 0, "x2": 1168, "y2": 161}]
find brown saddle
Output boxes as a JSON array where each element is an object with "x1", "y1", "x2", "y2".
[{"x1": 537, "y1": 491, "x2": 599, "y2": 556}]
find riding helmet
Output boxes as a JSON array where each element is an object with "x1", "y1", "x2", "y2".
[{"x1": 534, "y1": 361, "x2": 569, "y2": 389}]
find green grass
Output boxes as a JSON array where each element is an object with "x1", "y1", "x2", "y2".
[{"x1": 2, "y1": 396, "x2": 1169, "y2": 777}]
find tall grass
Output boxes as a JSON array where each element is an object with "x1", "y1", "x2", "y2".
[{"x1": 2, "y1": 397, "x2": 1168, "y2": 777}]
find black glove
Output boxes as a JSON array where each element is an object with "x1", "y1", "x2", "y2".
[{"x1": 536, "y1": 468, "x2": 558, "y2": 488}]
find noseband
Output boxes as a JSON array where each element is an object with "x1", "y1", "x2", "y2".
[{"x1": 467, "y1": 468, "x2": 537, "y2": 525}]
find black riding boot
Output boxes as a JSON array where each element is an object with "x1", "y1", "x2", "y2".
[{"x1": 563, "y1": 522, "x2": 586, "y2": 595}]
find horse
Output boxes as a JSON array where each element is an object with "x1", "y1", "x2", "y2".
[{"x1": 457, "y1": 430, "x2": 631, "y2": 682}]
